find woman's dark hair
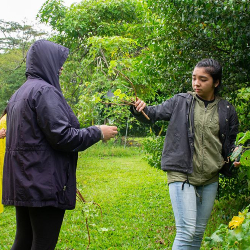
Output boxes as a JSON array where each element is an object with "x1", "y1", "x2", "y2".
[{"x1": 195, "y1": 58, "x2": 222, "y2": 94}]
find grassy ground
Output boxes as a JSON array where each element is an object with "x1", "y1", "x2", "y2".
[{"x1": 0, "y1": 139, "x2": 247, "y2": 249}]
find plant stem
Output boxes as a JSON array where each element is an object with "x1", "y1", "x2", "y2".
[{"x1": 86, "y1": 217, "x2": 90, "y2": 250}]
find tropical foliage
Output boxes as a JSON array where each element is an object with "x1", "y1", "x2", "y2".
[
  {"x1": 205, "y1": 205, "x2": 250, "y2": 249},
  {"x1": 0, "y1": 49, "x2": 26, "y2": 112},
  {"x1": 37, "y1": 0, "x2": 250, "y2": 132},
  {"x1": 0, "y1": 20, "x2": 46, "y2": 112}
]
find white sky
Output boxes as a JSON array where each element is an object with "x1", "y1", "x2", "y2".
[{"x1": 0, "y1": 0, "x2": 82, "y2": 32}]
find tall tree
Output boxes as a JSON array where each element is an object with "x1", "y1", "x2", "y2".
[
  {"x1": 38, "y1": 0, "x2": 153, "y2": 130},
  {"x1": 38, "y1": 0, "x2": 250, "y2": 131},
  {"x1": 0, "y1": 19, "x2": 46, "y2": 54},
  {"x1": 0, "y1": 20, "x2": 47, "y2": 113},
  {"x1": 145, "y1": 0, "x2": 250, "y2": 98}
]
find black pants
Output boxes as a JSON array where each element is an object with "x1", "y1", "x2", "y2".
[{"x1": 11, "y1": 206, "x2": 65, "y2": 250}]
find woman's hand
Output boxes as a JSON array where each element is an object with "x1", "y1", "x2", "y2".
[
  {"x1": 134, "y1": 98, "x2": 146, "y2": 112},
  {"x1": 233, "y1": 161, "x2": 241, "y2": 167},
  {"x1": 99, "y1": 125, "x2": 118, "y2": 142},
  {"x1": 232, "y1": 147, "x2": 241, "y2": 168},
  {"x1": 0, "y1": 128, "x2": 6, "y2": 139}
]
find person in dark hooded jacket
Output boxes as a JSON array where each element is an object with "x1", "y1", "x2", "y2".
[{"x1": 2, "y1": 39, "x2": 118, "y2": 250}]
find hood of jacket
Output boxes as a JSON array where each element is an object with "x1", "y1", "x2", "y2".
[{"x1": 25, "y1": 39, "x2": 69, "y2": 92}]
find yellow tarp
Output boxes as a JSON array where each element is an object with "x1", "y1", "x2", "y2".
[{"x1": 0, "y1": 114, "x2": 6, "y2": 213}]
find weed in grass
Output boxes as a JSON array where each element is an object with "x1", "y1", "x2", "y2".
[{"x1": 204, "y1": 195, "x2": 250, "y2": 237}]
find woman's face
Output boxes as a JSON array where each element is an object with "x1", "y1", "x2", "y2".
[{"x1": 192, "y1": 67, "x2": 219, "y2": 101}]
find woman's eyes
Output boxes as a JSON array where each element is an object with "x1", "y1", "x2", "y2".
[{"x1": 192, "y1": 78, "x2": 207, "y2": 82}]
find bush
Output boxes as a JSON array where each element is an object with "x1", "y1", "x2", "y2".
[
  {"x1": 205, "y1": 205, "x2": 250, "y2": 249},
  {"x1": 218, "y1": 174, "x2": 250, "y2": 200},
  {"x1": 205, "y1": 131, "x2": 250, "y2": 249},
  {"x1": 218, "y1": 131, "x2": 250, "y2": 199},
  {"x1": 142, "y1": 136, "x2": 165, "y2": 169}
]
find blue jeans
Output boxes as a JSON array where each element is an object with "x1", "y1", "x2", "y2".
[{"x1": 169, "y1": 182, "x2": 218, "y2": 250}]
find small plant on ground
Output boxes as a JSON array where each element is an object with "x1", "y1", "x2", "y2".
[
  {"x1": 76, "y1": 189, "x2": 103, "y2": 250},
  {"x1": 205, "y1": 205, "x2": 250, "y2": 249},
  {"x1": 204, "y1": 131, "x2": 250, "y2": 249}
]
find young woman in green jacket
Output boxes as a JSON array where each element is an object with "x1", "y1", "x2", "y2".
[{"x1": 132, "y1": 59, "x2": 240, "y2": 249}]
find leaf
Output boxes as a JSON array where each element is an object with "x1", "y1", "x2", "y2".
[
  {"x1": 209, "y1": 232, "x2": 224, "y2": 243},
  {"x1": 241, "y1": 150, "x2": 250, "y2": 167},
  {"x1": 230, "y1": 146, "x2": 243, "y2": 161},
  {"x1": 205, "y1": 224, "x2": 228, "y2": 246},
  {"x1": 236, "y1": 132, "x2": 245, "y2": 145},
  {"x1": 237, "y1": 131, "x2": 250, "y2": 145},
  {"x1": 113, "y1": 89, "x2": 122, "y2": 96}
]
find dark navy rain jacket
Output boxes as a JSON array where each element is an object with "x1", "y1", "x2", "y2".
[{"x1": 2, "y1": 40, "x2": 101, "y2": 210}]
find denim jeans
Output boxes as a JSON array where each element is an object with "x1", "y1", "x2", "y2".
[{"x1": 169, "y1": 181, "x2": 218, "y2": 250}]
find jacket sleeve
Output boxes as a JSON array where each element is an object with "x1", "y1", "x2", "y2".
[
  {"x1": 130, "y1": 95, "x2": 177, "y2": 124},
  {"x1": 34, "y1": 86, "x2": 101, "y2": 152},
  {"x1": 219, "y1": 102, "x2": 239, "y2": 177},
  {"x1": 228, "y1": 104, "x2": 239, "y2": 152}
]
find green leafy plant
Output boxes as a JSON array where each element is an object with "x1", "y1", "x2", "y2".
[
  {"x1": 205, "y1": 205, "x2": 250, "y2": 249},
  {"x1": 37, "y1": 0, "x2": 250, "y2": 137},
  {"x1": 234, "y1": 131, "x2": 250, "y2": 187},
  {"x1": 93, "y1": 88, "x2": 140, "y2": 134},
  {"x1": 76, "y1": 189, "x2": 103, "y2": 250},
  {"x1": 206, "y1": 131, "x2": 250, "y2": 248},
  {"x1": 235, "y1": 87, "x2": 250, "y2": 132},
  {"x1": 218, "y1": 131, "x2": 250, "y2": 199},
  {"x1": 142, "y1": 135, "x2": 165, "y2": 169}
]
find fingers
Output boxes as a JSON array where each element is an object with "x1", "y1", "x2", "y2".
[
  {"x1": 233, "y1": 161, "x2": 241, "y2": 168},
  {"x1": 0, "y1": 128, "x2": 6, "y2": 139},
  {"x1": 134, "y1": 98, "x2": 146, "y2": 112},
  {"x1": 0, "y1": 128, "x2": 6, "y2": 134},
  {"x1": 99, "y1": 125, "x2": 118, "y2": 141},
  {"x1": 232, "y1": 147, "x2": 241, "y2": 168},
  {"x1": 109, "y1": 126, "x2": 118, "y2": 137}
]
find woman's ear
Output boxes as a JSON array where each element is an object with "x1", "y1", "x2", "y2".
[{"x1": 214, "y1": 80, "x2": 220, "y2": 88}]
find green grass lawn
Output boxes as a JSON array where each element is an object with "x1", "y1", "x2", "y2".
[
  {"x1": 0, "y1": 140, "x2": 246, "y2": 249},
  {"x1": 58, "y1": 142, "x2": 175, "y2": 249}
]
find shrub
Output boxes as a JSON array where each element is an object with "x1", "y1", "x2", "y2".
[
  {"x1": 218, "y1": 131, "x2": 250, "y2": 199},
  {"x1": 205, "y1": 205, "x2": 250, "y2": 249},
  {"x1": 142, "y1": 136, "x2": 165, "y2": 169}
]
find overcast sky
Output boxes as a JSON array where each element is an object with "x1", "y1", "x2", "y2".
[{"x1": 0, "y1": 0, "x2": 82, "y2": 32}]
